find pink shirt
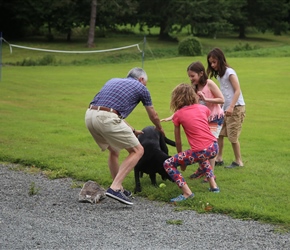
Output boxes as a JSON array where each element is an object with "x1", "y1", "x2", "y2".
[
  {"x1": 172, "y1": 104, "x2": 217, "y2": 151},
  {"x1": 200, "y1": 83, "x2": 224, "y2": 122}
]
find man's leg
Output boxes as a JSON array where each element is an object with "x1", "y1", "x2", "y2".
[
  {"x1": 108, "y1": 147, "x2": 119, "y2": 179},
  {"x1": 109, "y1": 144, "x2": 144, "y2": 191}
]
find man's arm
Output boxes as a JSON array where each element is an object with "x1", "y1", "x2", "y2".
[
  {"x1": 145, "y1": 106, "x2": 164, "y2": 135},
  {"x1": 123, "y1": 120, "x2": 143, "y2": 136}
]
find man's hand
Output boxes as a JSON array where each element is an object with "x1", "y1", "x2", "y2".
[{"x1": 134, "y1": 129, "x2": 144, "y2": 137}]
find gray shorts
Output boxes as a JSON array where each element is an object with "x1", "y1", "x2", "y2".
[{"x1": 85, "y1": 109, "x2": 139, "y2": 152}]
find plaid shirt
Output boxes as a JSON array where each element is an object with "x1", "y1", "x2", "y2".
[{"x1": 90, "y1": 77, "x2": 152, "y2": 118}]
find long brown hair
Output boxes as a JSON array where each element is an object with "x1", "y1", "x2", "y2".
[
  {"x1": 170, "y1": 83, "x2": 198, "y2": 112},
  {"x1": 187, "y1": 61, "x2": 208, "y2": 86},
  {"x1": 207, "y1": 48, "x2": 230, "y2": 78}
]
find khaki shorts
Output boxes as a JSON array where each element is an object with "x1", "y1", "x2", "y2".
[
  {"x1": 85, "y1": 109, "x2": 139, "y2": 152},
  {"x1": 219, "y1": 105, "x2": 245, "y2": 143}
]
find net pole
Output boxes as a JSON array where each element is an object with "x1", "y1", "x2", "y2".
[
  {"x1": 0, "y1": 32, "x2": 2, "y2": 81},
  {"x1": 142, "y1": 36, "x2": 146, "y2": 68}
]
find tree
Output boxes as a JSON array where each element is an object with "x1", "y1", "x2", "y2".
[
  {"x1": 137, "y1": 0, "x2": 181, "y2": 40},
  {"x1": 0, "y1": 0, "x2": 31, "y2": 38},
  {"x1": 1, "y1": 0, "x2": 290, "y2": 40},
  {"x1": 177, "y1": 0, "x2": 231, "y2": 38},
  {"x1": 226, "y1": 0, "x2": 290, "y2": 38},
  {"x1": 87, "y1": 0, "x2": 97, "y2": 47},
  {"x1": 95, "y1": 0, "x2": 138, "y2": 33},
  {"x1": 247, "y1": 0, "x2": 290, "y2": 35}
]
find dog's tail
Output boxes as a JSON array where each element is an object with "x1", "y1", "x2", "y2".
[{"x1": 164, "y1": 137, "x2": 176, "y2": 147}]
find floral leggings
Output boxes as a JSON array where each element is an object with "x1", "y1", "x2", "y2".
[{"x1": 163, "y1": 142, "x2": 218, "y2": 188}]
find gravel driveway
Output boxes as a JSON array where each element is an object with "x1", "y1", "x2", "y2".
[{"x1": 1, "y1": 164, "x2": 289, "y2": 250}]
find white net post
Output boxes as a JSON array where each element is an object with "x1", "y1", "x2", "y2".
[{"x1": 0, "y1": 32, "x2": 2, "y2": 81}]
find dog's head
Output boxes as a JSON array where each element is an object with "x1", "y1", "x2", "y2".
[{"x1": 158, "y1": 168, "x2": 174, "y2": 182}]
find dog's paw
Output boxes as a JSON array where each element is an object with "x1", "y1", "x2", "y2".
[{"x1": 134, "y1": 187, "x2": 142, "y2": 193}]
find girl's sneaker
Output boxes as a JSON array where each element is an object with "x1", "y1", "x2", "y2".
[
  {"x1": 209, "y1": 187, "x2": 220, "y2": 193},
  {"x1": 170, "y1": 193, "x2": 194, "y2": 202}
]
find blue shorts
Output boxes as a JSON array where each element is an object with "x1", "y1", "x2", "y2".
[{"x1": 209, "y1": 116, "x2": 224, "y2": 139}]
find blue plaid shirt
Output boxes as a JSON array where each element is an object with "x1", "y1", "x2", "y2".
[{"x1": 90, "y1": 77, "x2": 152, "y2": 118}]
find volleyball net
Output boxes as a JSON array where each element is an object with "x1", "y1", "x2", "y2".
[
  {"x1": 0, "y1": 36, "x2": 148, "y2": 81},
  {"x1": 2, "y1": 38, "x2": 143, "y2": 54}
]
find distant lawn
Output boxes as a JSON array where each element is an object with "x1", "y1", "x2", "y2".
[{"x1": 1, "y1": 33, "x2": 290, "y2": 230}]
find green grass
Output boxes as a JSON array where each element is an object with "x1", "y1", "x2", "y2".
[{"x1": 1, "y1": 32, "x2": 290, "y2": 230}]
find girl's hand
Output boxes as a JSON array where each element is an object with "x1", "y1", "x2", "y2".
[
  {"x1": 160, "y1": 117, "x2": 171, "y2": 122},
  {"x1": 160, "y1": 114, "x2": 173, "y2": 122},
  {"x1": 197, "y1": 91, "x2": 206, "y2": 101},
  {"x1": 225, "y1": 106, "x2": 234, "y2": 116}
]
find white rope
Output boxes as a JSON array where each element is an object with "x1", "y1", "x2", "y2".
[{"x1": 1, "y1": 37, "x2": 142, "y2": 54}]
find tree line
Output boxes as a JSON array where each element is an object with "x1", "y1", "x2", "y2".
[{"x1": 1, "y1": 0, "x2": 290, "y2": 45}]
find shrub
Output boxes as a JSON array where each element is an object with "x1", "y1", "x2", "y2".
[
  {"x1": 17, "y1": 55, "x2": 58, "y2": 66},
  {"x1": 233, "y1": 42, "x2": 261, "y2": 52},
  {"x1": 178, "y1": 37, "x2": 202, "y2": 56},
  {"x1": 38, "y1": 55, "x2": 57, "y2": 65}
]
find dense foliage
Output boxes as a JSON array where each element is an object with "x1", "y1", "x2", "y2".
[{"x1": 0, "y1": 0, "x2": 290, "y2": 41}]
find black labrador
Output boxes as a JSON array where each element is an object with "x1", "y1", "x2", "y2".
[{"x1": 134, "y1": 126, "x2": 176, "y2": 193}]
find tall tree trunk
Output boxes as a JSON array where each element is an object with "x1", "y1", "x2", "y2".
[
  {"x1": 87, "y1": 0, "x2": 97, "y2": 48},
  {"x1": 158, "y1": 19, "x2": 171, "y2": 40},
  {"x1": 66, "y1": 28, "x2": 71, "y2": 42},
  {"x1": 238, "y1": 24, "x2": 246, "y2": 39}
]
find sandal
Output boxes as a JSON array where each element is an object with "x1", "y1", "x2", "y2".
[
  {"x1": 215, "y1": 161, "x2": 224, "y2": 166},
  {"x1": 225, "y1": 161, "x2": 242, "y2": 169},
  {"x1": 189, "y1": 168, "x2": 205, "y2": 179}
]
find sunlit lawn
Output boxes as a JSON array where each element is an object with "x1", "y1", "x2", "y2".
[{"x1": 1, "y1": 33, "x2": 290, "y2": 228}]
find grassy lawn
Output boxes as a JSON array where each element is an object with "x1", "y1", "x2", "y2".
[{"x1": 1, "y1": 32, "x2": 290, "y2": 229}]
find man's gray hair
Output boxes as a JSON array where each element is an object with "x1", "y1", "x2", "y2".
[{"x1": 127, "y1": 67, "x2": 148, "y2": 82}]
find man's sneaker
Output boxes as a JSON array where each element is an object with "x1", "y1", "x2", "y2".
[
  {"x1": 170, "y1": 193, "x2": 194, "y2": 202},
  {"x1": 189, "y1": 168, "x2": 205, "y2": 179},
  {"x1": 123, "y1": 189, "x2": 132, "y2": 198},
  {"x1": 209, "y1": 187, "x2": 220, "y2": 193},
  {"x1": 105, "y1": 188, "x2": 133, "y2": 205}
]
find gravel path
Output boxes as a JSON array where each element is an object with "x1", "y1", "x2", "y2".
[{"x1": 1, "y1": 164, "x2": 289, "y2": 250}]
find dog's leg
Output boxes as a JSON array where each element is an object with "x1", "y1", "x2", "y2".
[
  {"x1": 149, "y1": 173, "x2": 157, "y2": 186},
  {"x1": 134, "y1": 165, "x2": 142, "y2": 193},
  {"x1": 139, "y1": 171, "x2": 144, "y2": 178}
]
